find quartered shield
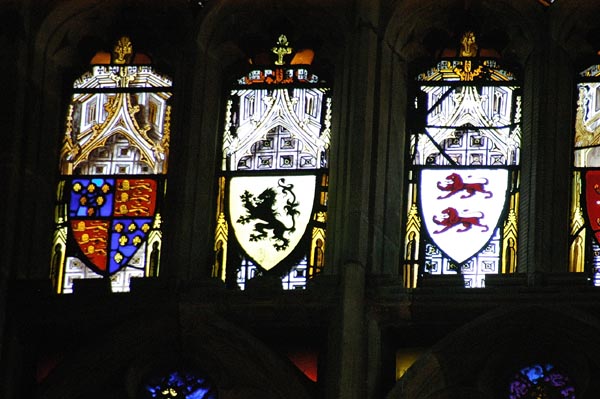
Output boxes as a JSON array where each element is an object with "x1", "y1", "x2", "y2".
[
  {"x1": 419, "y1": 168, "x2": 509, "y2": 264},
  {"x1": 584, "y1": 170, "x2": 600, "y2": 244},
  {"x1": 229, "y1": 175, "x2": 316, "y2": 271},
  {"x1": 68, "y1": 177, "x2": 157, "y2": 275}
]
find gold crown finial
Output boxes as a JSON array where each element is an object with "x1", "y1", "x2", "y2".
[
  {"x1": 460, "y1": 32, "x2": 478, "y2": 57},
  {"x1": 272, "y1": 34, "x2": 292, "y2": 66},
  {"x1": 113, "y1": 36, "x2": 133, "y2": 64}
]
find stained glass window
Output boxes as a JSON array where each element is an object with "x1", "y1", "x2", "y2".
[
  {"x1": 214, "y1": 35, "x2": 330, "y2": 290},
  {"x1": 52, "y1": 37, "x2": 172, "y2": 293},
  {"x1": 142, "y1": 370, "x2": 217, "y2": 399},
  {"x1": 570, "y1": 63, "x2": 600, "y2": 285},
  {"x1": 509, "y1": 364, "x2": 575, "y2": 399},
  {"x1": 403, "y1": 32, "x2": 521, "y2": 288}
]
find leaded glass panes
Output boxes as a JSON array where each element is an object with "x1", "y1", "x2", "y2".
[
  {"x1": 570, "y1": 64, "x2": 600, "y2": 285},
  {"x1": 142, "y1": 370, "x2": 217, "y2": 399},
  {"x1": 52, "y1": 37, "x2": 171, "y2": 293},
  {"x1": 509, "y1": 364, "x2": 575, "y2": 399},
  {"x1": 214, "y1": 35, "x2": 330, "y2": 290},
  {"x1": 403, "y1": 32, "x2": 521, "y2": 288}
]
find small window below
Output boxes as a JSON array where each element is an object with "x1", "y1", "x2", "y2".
[
  {"x1": 141, "y1": 369, "x2": 218, "y2": 399},
  {"x1": 509, "y1": 363, "x2": 575, "y2": 399}
]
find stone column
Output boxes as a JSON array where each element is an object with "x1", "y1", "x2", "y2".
[
  {"x1": 327, "y1": 261, "x2": 367, "y2": 399},
  {"x1": 519, "y1": 40, "x2": 573, "y2": 281},
  {"x1": 326, "y1": 0, "x2": 382, "y2": 395}
]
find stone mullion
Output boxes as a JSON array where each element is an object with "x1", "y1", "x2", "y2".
[
  {"x1": 326, "y1": 0, "x2": 381, "y2": 397},
  {"x1": 520, "y1": 41, "x2": 573, "y2": 280}
]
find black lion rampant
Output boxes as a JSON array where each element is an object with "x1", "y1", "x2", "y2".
[{"x1": 236, "y1": 178, "x2": 300, "y2": 251}]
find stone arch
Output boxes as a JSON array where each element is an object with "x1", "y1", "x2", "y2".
[
  {"x1": 197, "y1": 0, "x2": 348, "y2": 73},
  {"x1": 387, "y1": 305, "x2": 600, "y2": 398},
  {"x1": 39, "y1": 308, "x2": 314, "y2": 399},
  {"x1": 547, "y1": 0, "x2": 600, "y2": 67},
  {"x1": 383, "y1": 0, "x2": 540, "y2": 67},
  {"x1": 35, "y1": 0, "x2": 193, "y2": 76}
]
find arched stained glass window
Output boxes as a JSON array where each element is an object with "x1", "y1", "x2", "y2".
[
  {"x1": 52, "y1": 37, "x2": 172, "y2": 293},
  {"x1": 214, "y1": 35, "x2": 330, "y2": 290},
  {"x1": 142, "y1": 370, "x2": 218, "y2": 399},
  {"x1": 570, "y1": 63, "x2": 600, "y2": 285},
  {"x1": 509, "y1": 363, "x2": 575, "y2": 399},
  {"x1": 403, "y1": 32, "x2": 521, "y2": 288}
]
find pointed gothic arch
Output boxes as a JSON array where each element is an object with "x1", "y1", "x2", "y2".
[
  {"x1": 213, "y1": 34, "x2": 332, "y2": 290},
  {"x1": 52, "y1": 37, "x2": 173, "y2": 293},
  {"x1": 400, "y1": 31, "x2": 522, "y2": 288},
  {"x1": 387, "y1": 305, "x2": 600, "y2": 399},
  {"x1": 38, "y1": 310, "x2": 314, "y2": 399}
]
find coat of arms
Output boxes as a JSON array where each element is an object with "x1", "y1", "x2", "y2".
[
  {"x1": 236, "y1": 178, "x2": 300, "y2": 251},
  {"x1": 68, "y1": 177, "x2": 158, "y2": 275},
  {"x1": 229, "y1": 175, "x2": 315, "y2": 271},
  {"x1": 420, "y1": 169, "x2": 509, "y2": 264},
  {"x1": 584, "y1": 171, "x2": 600, "y2": 246}
]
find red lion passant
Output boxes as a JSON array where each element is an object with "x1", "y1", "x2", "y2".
[
  {"x1": 432, "y1": 207, "x2": 489, "y2": 234},
  {"x1": 437, "y1": 173, "x2": 493, "y2": 199}
]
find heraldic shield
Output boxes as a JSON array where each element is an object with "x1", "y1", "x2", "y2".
[
  {"x1": 229, "y1": 175, "x2": 316, "y2": 271},
  {"x1": 584, "y1": 170, "x2": 600, "y2": 245},
  {"x1": 419, "y1": 169, "x2": 509, "y2": 264},
  {"x1": 68, "y1": 177, "x2": 158, "y2": 275}
]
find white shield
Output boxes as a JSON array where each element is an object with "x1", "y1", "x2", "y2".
[
  {"x1": 420, "y1": 169, "x2": 509, "y2": 264},
  {"x1": 229, "y1": 175, "x2": 316, "y2": 271}
]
